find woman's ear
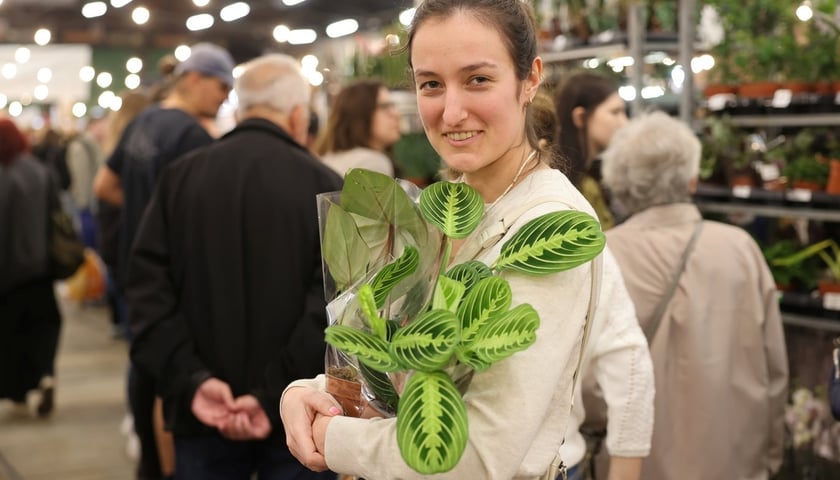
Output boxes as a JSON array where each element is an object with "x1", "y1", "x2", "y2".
[
  {"x1": 572, "y1": 106, "x2": 586, "y2": 129},
  {"x1": 524, "y1": 57, "x2": 544, "y2": 104}
]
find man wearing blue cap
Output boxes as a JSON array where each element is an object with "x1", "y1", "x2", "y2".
[{"x1": 94, "y1": 42, "x2": 235, "y2": 480}]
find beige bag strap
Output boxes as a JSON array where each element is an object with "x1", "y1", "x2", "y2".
[{"x1": 543, "y1": 254, "x2": 602, "y2": 480}]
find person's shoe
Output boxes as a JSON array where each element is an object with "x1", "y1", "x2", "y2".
[{"x1": 36, "y1": 376, "x2": 55, "y2": 417}]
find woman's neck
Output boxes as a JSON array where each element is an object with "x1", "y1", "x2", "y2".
[{"x1": 463, "y1": 147, "x2": 537, "y2": 204}]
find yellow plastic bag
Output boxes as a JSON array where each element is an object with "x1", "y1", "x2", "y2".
[{"x1": 63, "y1": 248, "x2": 106, "y2": 302}]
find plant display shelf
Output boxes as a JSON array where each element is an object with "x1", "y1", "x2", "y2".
[
  {"x1": 780, "y1": 292, "x2": 840, "y2": 333},
  {"x1": 693, "y1": 183, "x2": 840, "y2": 223}
]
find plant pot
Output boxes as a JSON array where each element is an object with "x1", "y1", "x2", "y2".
[
  {"x1": 818, "y1": 281, "x2": 840, "y2": 296},
  {"x1": 781, "y1": 81, "x2": 812, "y2": 95},
  {"x1": 827, "y1": 159, "x2": 840, "y2": 195},
  {"x1": 737, "y1": 81, "x2": 780, "y2": 99},
  {"x1": 703, "y1": 84, "x2": 738, "y2": 98},
  {"x1": 792, "y1": 180, "x2": 824, "y2": 191},
  {"x1": 325, "y1": 372, "x2": 367, "y2": 418}
]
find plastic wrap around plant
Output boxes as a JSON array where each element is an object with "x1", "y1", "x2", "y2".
[{"x1": 318, "y1": 168, "x2": 606, "y2": 473}]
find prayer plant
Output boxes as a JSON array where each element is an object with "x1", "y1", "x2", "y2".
[{"x1": 318, "y1": 168, "x2": 605, "y2": 474}]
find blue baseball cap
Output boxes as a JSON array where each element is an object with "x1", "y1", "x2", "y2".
[{"x1": 174, "y1": 43, "x2": 235, "y2": 87}]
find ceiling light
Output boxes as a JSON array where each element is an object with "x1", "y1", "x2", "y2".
[
  {"x1": 96, "y1": 71, "x2": 113, "y2": 88},
  {"x1": 300, "y1": 55, "x2": 318, "y2": 71},
  {"x1": 273, "y1": 25, "x2": 290, "y2": 43},
  {"x1": 9, "y1": 101, "x2": 23, "y2": 118},
  {"x1": 125, "y1": 73, "x2": 141, "y2": 89},
  {"x1": 15, "y1": 47, "x2": 31, "y2": 64},
  {"x1": 282, "y1": 0, "x2": 307, "y2": 5},
  {"x1": 326, "y1": 19, "x2": 358, "y2": 39},
  {"x1": 220, "y1": 2, "x2": 249, "y2": 22},
  {"x1": 193, "y1": 0, "x2": 210, "y2": 6},
  {"x1": 72, "y1": 102, "x2": 88, "y2": 118},
  {"x1": 132, "y1": 7, "x2": 150, "y2": 25},
  {"x1": 126, "y1": 57, "x2": 143, "y2": 73},
  {"x1": 37, "y1": 67, "x2": 53, "y2": 83},
  {"x1": 186, "y1": 14, "x2": 214, "y2": 31},
  {"x1": 80, "y1": 66, "x2": 96, "y2": 82},
  {"x1": 399, "y1": 8, "x2": 416, "y2": 26},
  {"x1": 110, "y1": 96, "x2": 123, "y2": 111},
  {"x1": 34, "y1": 85, "x2": 49, "y2": 101},
  {"x1": 110, "y1": 0, "x2": 133, "y2": 7},
  {"x1": 82, "y1": 2, "x2": 108, "y2": 18},
  {"x1": 175, "y1": 45, "x2": 191, "y2": 61},
  {"x1": 307, "y1": 71, "x2": 324, "y2": 87},
  {"x1": 98, "y1": 91, "x2": 115, "y2": 109},
  {"x1": 288, "y1": 29, "x2": 317, "y2": 45},
  {"x1": 2, "y1": 63, "x2": 17, "y2": 79},
  {"x1": 34, "y1": 28, "x2": 51, "y2": 46}
]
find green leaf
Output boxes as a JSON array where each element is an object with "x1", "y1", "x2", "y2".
[
  {"x1": 324, "y1": 325, "x2": 401, "y2": 373},
  {"x1": 321, "y1": 201, "x2": 369, "y2": 292},
  {"x1": 461, "y1": 303, "x2": 540, "y2": 369},
  {"x1": 446, "y1": 261, "x2": 492, "y2": 293},
  {"x1": 432, "y1": 275, "x2": 466, "y2": 312},
  {"x1": 389, "y1": 309, "x2": 460, "y2": 371},
  {"x1": 419, "y1": 181, "x2": 484, "y2": 239},
  {"x1": 358, "y1": 285, "x2": 387, "y2": 342},
  {"x1": 456, "y1": 276, "x2": 512, "y2": 344},
  {"x1": 370, "y1": 246, "x2": 420, "y2": 309},
  {"x1": 341, "y1": 169, "x2": 427, "y2": 243},
  {"x1": 359, "y1": 362, "x2": 400, "y2": 414},
  {"x1": 493, "y1": 211, "x2": 605, "y2": 275},
  {"x1": 396, "y1": 371, "x2": 468, "y2": 474}
]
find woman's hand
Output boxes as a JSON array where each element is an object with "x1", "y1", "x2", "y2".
[{"x1": 280, "y1": 386, "x2": 342, "y2": 472}]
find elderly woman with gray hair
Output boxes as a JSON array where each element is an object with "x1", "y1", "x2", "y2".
[{"x1": 601, "y1": 111, "x2": 789, "y2": 480}]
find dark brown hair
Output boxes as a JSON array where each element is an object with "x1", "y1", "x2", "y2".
[
  {"x1": 0, "y1": 118, "x2": 30, "y2": 166},
  {"x1": 552, "y1": 71, "x2": 619, "y2": 186},
  {"x1": 315, "y1": 79, "x2": 384, "y2": 155},
  {"x1": 406, "y1": 0, "x2": 542, "y2": 152}
]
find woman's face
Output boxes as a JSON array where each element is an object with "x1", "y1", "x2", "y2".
[
  {"x1": 587, "y1": 92, "x2": 627, "y2": 155},
  {"x1": 411, "y1": 12, "x2": 539, "y2": 178},
  {"x1": 369, "y1": 87, "x2": 402, "y2": 151}
]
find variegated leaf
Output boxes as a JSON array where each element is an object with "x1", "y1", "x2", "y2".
[
  {"x1": 445, "y1": 260, "x2": 492, "y2": 293},
  {"x1": 324, "y1": 325, "x2": 401, "y2": 372},
  {"x1": 432, "y1": 275, "x2": 466, "y2": 312},
  {"x1": 358, "y1": 284, "x2": 387, "y2": 342},
  {"x1": 359, "y1": 362, "x2": 400, "y2": 414},
  {"x1": 389, "y1": 309, "x2": 459, "y2": 371},
  {"x1": 396, "y1": 371, "x2": 468, "y2": 474},
  {"x1": 493, "y1": 210, "x2": 605, "y2": 275},
  {"x1": 419, "y1": 181, "x2": 484, "y2": 239},
  {"x1": 370, "y1": 245, "x2": 420, "y2": 309},
  {"x1": 463, "y1": 303, "x2": 540, "y2": 368},
  {"x1": 456, "y1": 276, "x2": 512, "y2": 344}
]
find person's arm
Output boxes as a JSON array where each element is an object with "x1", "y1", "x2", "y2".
[
  {"x1": 126, "y1": 167, "x2": 209, "y2": 406},
  {"x1": 757, "y1": 246, "x2": 788, "y2": 475},
  {"x1": 93, "y1": 165, "x2": 123, "y2": 207},
  {"x1": 593, "y1": 251, "x2": 655, "y2": 472},
  {"x1": 607, "y1": 456, "x2": 643, "y2": 480}
]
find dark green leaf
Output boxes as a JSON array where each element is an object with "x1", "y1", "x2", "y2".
[
  {"x1": 446, "y1": 260, "x2": 492, "y2": 293},
  {"x1": 341, "y1": 169, "x2": 427, "y2": 244},
  {"x1": 370, "y1": 245, "x2": 420, "y2": 309},
  {"x1": 359, "y1": 362, "x2": 400, "y2": 414},
  {"x1": 462, "y1": 304, "x2": 540, "y2": 369},
  {"x1": 321, "y1": 201, "x2": 369, "y2": 292},
  {"x1": 396, "y1": 371, "x2": 468, "y2": 474}
]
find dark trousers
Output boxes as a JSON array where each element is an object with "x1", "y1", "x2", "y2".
[
  {"x1": 175, "y1": 434, "x2": 336, "y2": 480},
  {"x1": 0, "y1": 278, "x2": 61, "y2": 401},
  {"x1": 129, "y1": 365, "x2": 163, "y2": 480}
]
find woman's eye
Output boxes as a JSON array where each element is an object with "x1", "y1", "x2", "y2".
[
  {"x1": 469, "y1": 76, "x2": 490, "y2": 86},
  {"x1": 419, "y1": 80, "x2": 441, "y2": 90}
]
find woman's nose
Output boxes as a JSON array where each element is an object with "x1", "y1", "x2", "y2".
[{"x1": 442, "y1": 91, "x2": 468, "y2": 125}]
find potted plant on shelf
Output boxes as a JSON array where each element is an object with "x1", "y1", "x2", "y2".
[
  {"x1": 771, "y1": 238, "x2": 840, "y2": 296},
  {"x1": 317, "y1": 168, "x2": 606, "y2": 473},
  {"x1": 781, "y1": 129, "x2": 831, "y2": 191},
  {"x1": 763, "y1": 240, "x2": 821, "y2": 292}
]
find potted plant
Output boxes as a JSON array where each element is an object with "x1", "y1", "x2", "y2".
[
  {"x1": 781, "y1": 129, "x2": 831, "y2": 190},
  {"x1": 771, "y1": 238, "x2": 840, "y2": 296},
  {"x1": 762, "y1": 240, "x2": 821, "y2": 292},
  {"x1": 317, "y1": 169, "x2": 605, "y2": 473}
]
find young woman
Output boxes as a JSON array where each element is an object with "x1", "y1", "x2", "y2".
[
  {"x1": 315, "y1": 79, "x2": 402, "y2": 177},
  {"x1": 553, "y1": 71, "x2": 628, "y2": 229},
  {"x1": 280, "y1": 1, "x2": 641, "y2": 478}
]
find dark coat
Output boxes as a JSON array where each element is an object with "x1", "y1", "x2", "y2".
[{"x1": 126, "y1": 117, "x2": 342, "y2": 441}]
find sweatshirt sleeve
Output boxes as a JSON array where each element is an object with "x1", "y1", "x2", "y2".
[{"x1": 593, "y1": 249, "x2": 655, "y2": 458}]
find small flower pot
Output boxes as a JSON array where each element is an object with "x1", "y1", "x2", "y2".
[
  {"x1": 325, "y1": 372, "x2": 366, "y2": 418},
  {"x1": 792, "y1": 180, "x2": 825, "y2": 191},
  {"x1": 826, "y1": 159, "x2": 840, "y2": 195}
]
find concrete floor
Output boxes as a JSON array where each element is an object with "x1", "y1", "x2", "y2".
[{"x1": 0, "y1": 295, "x2": 135, "y2": 480}]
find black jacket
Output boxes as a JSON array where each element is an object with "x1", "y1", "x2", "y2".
[{"x1": 126, "y1": 118, "x2": 342, "y2": 441}]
